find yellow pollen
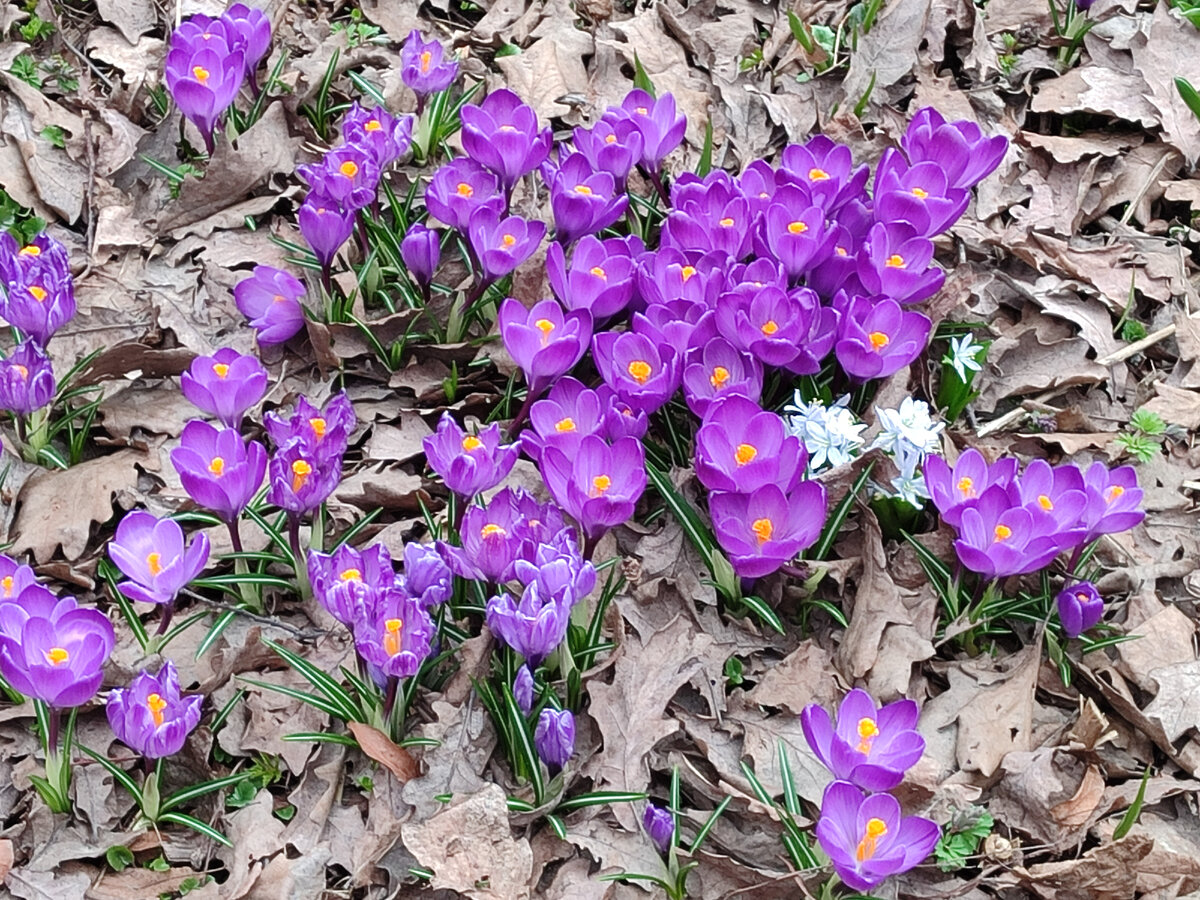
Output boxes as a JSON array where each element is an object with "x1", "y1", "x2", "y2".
[
  {"x1": 498, "y1": 124, "x2": 518, "y2": 133},
  {"x1": 501, "y1": 233, "x2": 516, "y2": 247},
  {"x1": 481, "y1": 523, "x2": 507, "y2": 538},
  {"x1": 309, "y1": 417, "x2": 327, "y2": 439},
  {"x1": 836, "y1": 246, "x2": 848, "y2": 256},
  {"x1": 957, "y1": 476, "x2": 975, "y2": 498},
  {"x1": 535, "y1": 318, "x2": 555, "y2": 339},
  {"x1": 419, "y1": 50, "x2": 432, "y2": 73},
  {"x1": 635, "y1": 106, "x2": 648, "y2": 115},
  {"x1": 604, "y1": 133, "x2": 618, "y2": 144},
  {"x1": 29, "y1": 285, "x2": 47, "y2": 302},
  {"x1": 192, "y1": 65, "x2": 210, "y2": 83},
  {"x1": 46, "y1": 647, "x2": 69, "y2": 666},
  {"x1": 383, "y1": 618, "x2": 404, "y2": 657},
  {"x1": 208, "y1": 456, "x2": 225, "y2": 476},
  {"x1": 462, "y1": 435, "x2": 483, "y2": 452},
  {"x1": 555, "y1": 417, "x2": 575, "y2": 432},
  {"x1": 761, "y1": 320, "x2": 779, "y2": 336},
  {"x1": 574, "y1": 184, "x2": 594, "y2": 195},
  {"x1": 735, "y1": 443, "x2": 758, "y2": 466},
  {"x1": 868, "y1": 331, "x2": 890, "y2": 351},
  {"x1": 273, "y1": 293, "x2": 287, "y2": 303},
  {"x1": 456, "y1": 182, "x2": 474, "y2": 197},
  {"x1": 787, "y1": 220, "x2": 808, "y2": 235},
  {"x1": 589, "y1": 265, "x2": 607, "y2": 280},
  {"x1": 212, "y1": 362, "x2": 230, "y2": 378},
  {"x1": 147, "y1": 552, "x2": 162, "y2": 576},
  {"x1": 994, "y1": 524, "x2": 1013, "y2": 541},
  {"x1": 1038, "y1": 494, "x2": 1053, "y2": 510},
  {"x1": 291, "y1": 459, "x2": 312, "y2": 492},
  {"x1": 856, "y1": 818, "x2": 888, "y2": 862},
  {"x1": 912, "y1": 186, "x2": 929, "y2": 200},
  {"x1": 718, "y1": 217, "x2": 735, "y2": 227},
  {"x1": 680, "y1": 265, "x2": 697, "y2": 282},
  {"x1": 710, "y1": 366, "x2": 730, "y2": 388},
  {"x1": 1, "y1": 576, "x2": 11, "y2": 596},
  {"x1": 339, "y1": 568, "x2": 362, "y2": 581},
  {"x1": 19, "y1": 245, "x2": 40, "y2": 256},
  {"x1": 809, "y1": 167, "x2": 830, "y2": 181},
  {"x1": 1106, "y1": 485, "x2": 1125, "y2": 503},
  {"x1": 885, "y1": 253, "x2": 906, "y2": 268},
  {"x1": 147, "y1": 693, "x2": 167, "y2": 727},
  {"x1": 12, "y1": 364, "x2": 27, "y2": 379},
  {"x1": 1076, "y1": 591, "x2": 1090, "y2": 603},
  {"x1": 339, "y1": 161, "x2": 359, "y2": 178},
  {"x1": 751, "y1": 518, "x2": 773, "y2": 544},
  {"x1": 591, "y1": 474, "x2": 612, "y2": 496},
  {"x1": 365, "y1": 119, "x2": 382, "y2": 132},
  {"x1": 856, "y1": 717, "x2": 879, "y2": 754},
  {"x1": 627, "y1": 360, "x2": 652, "y2": 384}
]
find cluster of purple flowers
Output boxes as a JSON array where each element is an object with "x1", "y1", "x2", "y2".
[
  {"x1": 0, "y1": 232, "x2": 75, "y2": 421},
  {"x1": 165, "y1": 3, "x2": 272, "y2": 153},
  {"x1": 924, "y1": 450, "x2": 1146, "y2": 582},
  {"x1": 802, "y1": 690, "x2": 938, "y2": 892}
]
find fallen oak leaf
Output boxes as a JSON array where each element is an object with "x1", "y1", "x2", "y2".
[{"x1": 348, "y1": 722, "x2": 420, "y2": 782}]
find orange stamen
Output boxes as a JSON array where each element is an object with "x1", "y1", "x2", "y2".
[
  {"x1": 208, "y1": 456, "x2": 225, "y2": 476},
  {"x1": 709, "y1": 366, "x2": 730, "y2": 388},
  {"x1": 868, "y1": 331, "x2": 890, "y2": 351},
  {"x1": 856, "y1": 717, "x2": 879, "y2": 754},
  {"x1": 994, "y1": 524, "x2": 1012, "y2": 541},
  {"x1": 735, "y1": 443, "x2": 757, "y2": 466},
  {"x1": 147, "y1": 552, "x2": 162, "y2": 576},
  {"x1": 462, "y1": 435, "x2": 483, "y2": 452},
  {"x1": 856, "y1": 818, "x2": 888, "y2": 862},
  {"x1": 555, "y1": 417, "x2": 575, "y2": 433},
  {"x1": 383, "y1": 618, "x2": 404, "y2": 656},
  {"x1": 787, "y1": 221, "x2": 808, "y2": 235},
  {"x1": 751, "y1": 518, "x2": 773, "y2": 544},
  {"x1": 291, "y1": 459, "x2": 312, "y2": 493},
  {"x1": 147, "y1": 693, "x2": 167, "y2": 727},
  {"x1": 46, "y1": 647, "x2": 69, "y2": 666},
  {"x1": 808, "y1": 167, "x2": 830, "y2": 181}
]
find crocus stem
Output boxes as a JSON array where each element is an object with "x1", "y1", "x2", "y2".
[
  {"x1": 451, "y1": 494, "x2": 465, "y2": 537},
  {"x1": 288, "y1": 515, "x2": 312, "y2": 601},
  {"x1": 155, "y1": 601, "x2": 175, "y2": 637},
  {"x1": 14, "y1": 413, "x2": 27, "y2": 446},
  {"x1": 46, "y1": 706, "x2": 61, "y2": 760},
  {"x1": 383, "y1": 676, "x2": 401, "y2": 739},
  {"x1": 780, "y1": 563, "x2": 810, "y2": 581},
  {"x1": 227, "y1": 519, "x2": 244, "y2": 554},
  {"x1": 504, "y1": 385, "x2": 539, "y2": 442},
  {"x1": 582, "y1": 534, "x2": 598, "y2": 562},
  {"x1": 643, "y1": 166, "x2": 670, "y2": 206},
  {"x1": 321, "y1": 265, "x2": 333, "y2": 298},
  {"x1": 1065, "y1": 545, "x2": 1084, "y2": 581}
]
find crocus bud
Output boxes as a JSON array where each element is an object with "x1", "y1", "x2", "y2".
[
  {"x1": 298, "y1": 195, "x2": 355, "y2": 272},
  {"x1": 0, "y1": 341, "x2": 55, "y2": 415},
  {"x1": 534, "y1": 707, "x2": 575, "y2": 770},
  {"x1": 1056, "y1": 581, "x2": 1103, "y2": 638},
  {"x1": 513, "y1": 664, "x2": 534, "y2": 716},
  {"x1": 401, "y1": 30, "x2": 458, "y2": 96},
  {"x1": 234, "y1": 265, "x2": 307, "y2": 346},
  {"x1": 401, "y1": 223, "x2": 441, "y2": 286},
  {"x1": 643, "y1": 804, "x2": 674, "y2": 854}
]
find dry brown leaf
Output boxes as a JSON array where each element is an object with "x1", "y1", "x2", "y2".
[
  {"x1": 85, "y1": 865, "x2": 203, "y2": 900},
  {"x1": 1141, "y1": 383, "x2": 1200, "y2": 430},
  {"x1": 0, "y1": 838, "x2": 12, "y2": 882},
  {"x1": 1116, "y1": 603, "x2": 1197, "y2": 692},
  {"x1": 745, "y1": 640, "x2": 841, "y2": 715},
  {"x1": 1143, "y1": 660, "x2": 1200, "y2": 743},
  {"x1": 1005, "y1": 832, "x2": 1152, "y2": 900},
  {"x1": 841, "y1": 0, "x2": 928, "y2": 103},
  {"x1": 977, "y1": 327, "x2": 1108, "y2": 412},
  {"x1": 1129, "y1": 4, "x2": 1200, "y2": 164},
  {"x1": 95, "y1": 0, "x2": 158, "y2": 43},
  {"x1": 1031, "y1": 65, "x2": 1158, "y2": 126},
  {"x1": 347, "y1": 722, "x2": 419, "y2": 782},
  {"x1": 218, "y1": 790, "x2": 288, "y2": 900},
  {"x1": 495, "y1": 15, "x2": 591, "y2": 123},
  {"x1": 363, "y1": 413, "x2": 433, "y2": 463}
]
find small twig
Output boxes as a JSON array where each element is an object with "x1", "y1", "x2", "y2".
[
  {"x1": 1093, "y1": 323, "x2": 1176, "y2": 367},
  {"x1": 179, "y1": 588, "x2": 326, "y2": 643}
]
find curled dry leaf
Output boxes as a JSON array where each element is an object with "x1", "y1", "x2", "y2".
[{"x1": 347, "y1": 721, "x2": 420, "y2": 782}]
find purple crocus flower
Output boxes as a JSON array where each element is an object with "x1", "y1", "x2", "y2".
[
  {"x1": 952, "y1": 485, "x2": 1072, "y2": 579},
  {"x1": 663, "y1": 188, "x2": 754, "y2": 259},
  {"x1": 635, "y1": 247, "x2": 722, "y2": 308},
  {"x1": 499, "y1": 298, "x2": 591, "y2": 398},
  {"x1": 873, "y1": 148, "x2": 970, "y2": 237},
  {"x1": 108, "y1": 510, "x2": 210, "y2": 606},
  {"x1": 619, "y1": 90, "x2": 686, "y2": 172},
  {"x1": 713, "y1": 284, "x2": 837, "y2": 375},
  {"x1": 1079, "y1": 463, "x2": 1145, "y2": 543},
  {"x1": 509, "y1": 539, "x2": 596, "y2": 608},
  {"x1": 807, "y1": 225, "x2": 863, "y2": 300},
  {"x1": 525, "y1": 377, "x2": 605, "y2": 462},
  {"x1": 709, "y1": 482, "x2": 826, "y2": 579},
  {"x1": 0, "y1": 231, "x2": 71, "y2": 291},
  {"x1": 546, "y1": 235, "x2": 640, "y2": 320},
  {"x1": 0, "y1": 341, "x2": 55, "y2": 415},
  {"x1": 170, "y1": 420, "x2": 267, "y2": 523},
  {"x1": 106, "y1": 661, "x2": 204, "y2": 759},
  {"x1": 592, "y1": 331, "x2": 681, "y2": 415},
  {"x1": 543, "y1": 153, "x2": 628, "y2": 245},
  {"x1": 540, "y1": 435, "x2": 647, "y2": 540},
  {"x1": 644, "y1": 804, "x2": 675, "y2": 854},
  {"x1": 438, "y1": 490, "x2": 526, "y2": 582},
  {"x1": 461, "y1": 89, "x2": 552, "y2": 189},
  {"x1": 833, "y1": 295, "x2": 931, "y2": 382},
  {"x1": 264, "y1": 392, "x2": 356, "y2": 463},
  {"x1": 755, "y1": 186, "x2": 835, "y2": 281},
  {"x1": 401, "y1": 223, "x2": 441, "y2": 287},
  {"x1": 682, "y1": 337, "x2": 763, "y2": 419},
  {"x1": 923, "y1": 449, "x2": 1019, "y2": 529},
  {"x1": 631, "y1": 300, "x2": 715, "y2": 357},
  {"x1": 534, "y1": 707, "x2": 575, "y2": 770},
  {"x1": 267, "y1": 440, "x2": 342, "y2": 515},
  {"x1": 0, "y1": 554, "x2": 39, "y2": 601},
  {"x1": 0, "y1": 585, "x2": 114, "y2": 708},
  {"x1": 0, "y1": 265, "x2": 75, "y2": 346},
  {"x1": 424, "y1": 158, "x2": 505, "y2": 232},
  {"x1": 1057, "y1": 581, "x2": 1103, "y2": 638},
  {"x1": 467, "y1": 209, "x2": 546, "y2": 282},
  {"x1": 401, "y1": 30, "x2": 458, "y2": 96},
  {"x1": 856, "y1": 222, "x2": 944, "y2": 305},
  {"x1": 801, "y1": 689, "x2": 926, "y2": 791},
  {"x1": 163, "y1": 42, "x2": 245, "y2": 154},
  {"x1": 308, "y1": 542, "x2": 395, "y2": 626},
  {"x1": 233, "y1": 265, "x2": 307, "y2": 346},
  {"x1": 352, "y1": 583, "x2": 436, "y2": 687},
  {"x1": 422, "y1": 412, "x2": 520, "y2": 499},
  {"x1": 573, "y1": 114, "x2": 644, "y2": 184},
  {"x1": 180, "y1": 347, "x2": 268, "y2": 428},
  {"x1": 695, "y1": 396, "x2": 806, "y2": 494},
  {"x1": 596, "y1": 384, "x2": 649, "y2": 442},
  {"x1": 902, "y1": 107, "x2": 1008, "y2": 191},
  {"x1": 779, "y1": 135, "x2": 870, "y2": 213},
  {"x1": 513, "y1": 664, "x2": 535, "y2": 715},
  {"x1": 402, "y1": 542, "x2": 452, "y2": 609},
  {"x1": 298, "y1": 195, "x2": 354, "y2": 273},
  {"x1": 341, "y1": 103, "x2": 414, "y2": 170},
  {"x1": 1013, "y1": 459, "x2": 1087, "y2": 532},
  {"x1": 815, "y1": 780, "x2": 939, "y2": 893},
  {"x1": 487, "y1": 581, "x2": 571, "y2": 667},
  {"x1": 222, "y1": 3, "x2": 271, "y2": 90},
  {"x1": 298, "y1": 146, "x2": 380, "y2": 212}
]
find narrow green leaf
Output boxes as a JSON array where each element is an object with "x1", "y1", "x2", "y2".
[
  {"x1": 632, "y1": 51, "x2": 656, "y2": 97},
  {"x1": 77, "y1": 746, "x2": 143, "y2": 799},
  {"x1": 157, "y1": 811, "x2": 233, "y2": 847},
  {"x1": 162, "y1": 770, "x2": 252, "y2": 813},
  {"x1": 546, "y1": 814, "x2": 567, "y2": 841},
  {"x1": 738, "y1": 594, "x2": 785, "y2": 634},
  {"x1": 787, "y1": 10, "x2": 816, "y2": 52},
  {"x1": 263, "y1": 638, "x2": 361, "y2": 721},
  {"x1": 237, "y1": 676, "x2": 349, "y2": 721},
  {"x1": 813, "y1": 461, "x2": 874, "y2": 561},
  {"x1": 1112, "y1": 765, "x2": 1152, "y2": 840},
  {"x1": 1176, "y1": 77, "x2": 1200, "y2": 122},
  {"x1": 282, "y1": 732, "x2": 359, "y2": 746},
  {"x1": 688, "y1": 795, "x2": 732, "y2": 853},
  {"x1": 555, "y1": 791, "x2": 647, "y2": 812},
  {"x1": 853, "y1": 69, "x2": 877, "y2": 118},
  {"x1": 696, "y1": 117, "x2": 714, "y2": 177},
  {"x1": 196, "y1": 608, "x2": 238, "y2": 659}
]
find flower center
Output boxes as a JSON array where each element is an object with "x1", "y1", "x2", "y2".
[
  {"x1": 836, "y1": 246, "x2": 848, "y2": 257},
  {"x1": 1106, "y1": 485, "x2": 1125, "y2": 503},
  {"x1": 147, "y1": 692, "x2": 167, "y2": 727},
  {"x1": 339, "y1": 161, "x2": 359, "y2": 178},
  {"x1": 868, "y1": 331, "x2": 890, "y2": 350},
  {"x1": 45, "y1": 647, "x2": 69, "y2": 666},
  {"x1": 589, "y1": 265, "x2": 607, "y2": 280},
  {"x1": 1, "y1": 576, "x2": 11, "y2": 597},
  {"x1": 462, "y1": 435, "x2": 483, "y2": 452},
  {"x1": 912, "y1": 186, "x2": 929, "y2": 200},
  {"x1": 535, "y1": 318, "x2": 555, "y2": 341},
  {"x1": 993, "y1": 524, "x2": 1012, "y2": 542},
  {"x1": 604, "y1": 134, "x2": 617, "y2": 144},
  {"x1": 1076, "y1": 591, "x2": 1090, "y2": 603},
  {"x1": 885, "y1": 253, "x2": 906, "y2": 268},
  {"x1": 634, "y1": 106, "x2": 648, "y2": 115},
  {"x1": 956, "y1": 476, "x2": 975, "y2": 498},
  {"x1": 574, "y1": 184, "x2": 593, "y2": 195},
  {"x1": 383, "y1": 618, "x2": 404, "y2": 657},
  {"x1": 208, "y1": 456, "x2": 225, "y2": 476},
  {"x1": 808, "y1": 167, "x2": 830, "y2": 181},
  {"x1": 498, "y1": 124, "x2": 518, "y2": 133},
  {"x1": 718, "y1": 217, "x2": 735, "y2": 227},
  {"x1": 29, "y1": 285, "x2": 47, "y2": 302},
  {"x1": 419, "y1": 50, "x2": 432, "y2": 73},
  {"x1": 787, "y1": 220, "x2": 808, "y2": 235},
  {"x1": 751, "y1": 517, "x2": 773, "y2": 544},
  {"x1": 856, "y1": 717, "x2": 879, "y2": 754},
  {"x1": 273, "y1": 293, "x2": 287, "y2": 303},
  {"x1": 192, "y1": 65, "x2": 210, "y2": 83},
  {"x1": 501, "y1": 233, "x2": 516, "y2": 247},
  {"x1": 481, "y1": 523, "x2": 506, "y2": 538},
  {"x1": 761, "y1": 320, "x2": 779, "y2": 336},
  {"x1": 1038, "y1": 494, "x2": 1053, "y2": 510},
  {"x1": 627, "y1": 360, "x2": 652, "y2": 384},
  {"x1": 680, "y1": 265, "x2": 696, "y2": 282},
  {"x1": 291, "y1": 459, "x2": 313, "y2": 492},
  {"x1": 309, "y1": 417, "x2": 327, "y2": 439},
  {"x1": 19, "y1": 245, "x2": 40, "y2": 256},
  {"x1": 340, "y1": 568, "x2": 362, "y2": 581},
  {"x1": 12, "y1": 365, "x2": 27, "y2": 379},
  {"x1": 591, "y1": 474, "x2": 612, "y2": 496},
  {"x1": 147, "y1": 552, "x2": 163, "y2": 576},
  {"x1": 856, "y1": 818, "x2": 888, "y2": 862},
  {"x1": 735, "y1": 443, "x2": 758, "y2": 466},
  {"x1": 212, "y1": 362, "x2": 230, "y2": 378},
  {"x1": 365, "y1": 119, "x2": 382, "y2": 132},
  {"x1": 555, "y1": 417, "x2": 575, "y2": 432},
  {"x1": 456, "y1": 182, "x2": 474, "y2": 197},
  {"x1": 709, "y1": 366, "x2": 730, "y2": 388}
]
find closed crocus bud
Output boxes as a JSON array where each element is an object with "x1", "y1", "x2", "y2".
[
  {"x1": 513, "y1": 665, "x2": 535, "y2": 716},
  {"x1": 643, "y1": 804, "x2": 674, "y2": 855},
  {"x1": 0, "y1": 585, "x2": 115, "y2": 709},
  {"x1": 709, "y1": 482, "x2": 826, "y2": 580},
  {"x1": 1056, "y1": 581, "x2": 1103, "y2": 638},
  {"x1": 307, "y1": 542, "x2": 395, "y2": 626},
  {"x1": 352, "y1": 583, "x2": 436, "y2": 687},
  {"x1": 341, "y1": 103, "x2": 413, "y2": 170},
  {"x1": 801, "y1": 688, "x2": 926, "y2": 792},
  {"x1": 108, "y1": 511, "x2": 210, "y2": 607},
  {"x1": 0, "y1": 341, "x2": 55, "y2": 415},
  {"x1": 221, "y1": 3, "x2": 271, "y2": 88},
  {"x1": 833, "y1": 295, "x2": 931, "y2": 382},
  {"x1": 163, "y1": 41, "x2": 246, "y2": 154},
  {"x1": 901, "y1": 107, "x2": 1008, "y2": 191},
  {"x1": 298, "y1": 195, "x2": 355, "y2": 272},
  {"x1": 466, "y1": 209, "x2": 546, "y2": 282},
  {"x1": 107, "y1": 661, "x2": 204, "y2": 759},
  {"x1": 424, "y1": 158, "x2": 505, "y2": 232},
  {"x1": 401, "y1": 30, "x2": 458, "y2": 96},
  {"x1": 487, "y1": 581, "x2": 571, "y2": 668},
  {"x1": 534, "y1": 707, "x2": 575, "y2": 770},
  {"x1": 460, "y1": 88, "x2": 552, "y2": 189},
  {"x1": 171, "y1": 420, "x2": 267, "y2": 522},
  {"x1": 233, "y1": 264, "x2": 306, "y2": 346},
  {"x1": 0, "y1": 262, "x2": 75, "y2": 346},
  {"x1": 422, "y1": 412, "x2": 520, "y2": 499},
  {"x1": 401, "y1": 223, "x2": 441, "y2": 287},
  {"x1": 619, "y1": 90, "x2": 686, "y2": 172},
  {"x1": 180, "y1": 347, "x2": 268, "y2": 428},
  {"x1": 401, "y1": 542, "x2": 452, "y2": 609},
  {"x1": 498, "y1": 298, "x2": 592, "y2": 398}
]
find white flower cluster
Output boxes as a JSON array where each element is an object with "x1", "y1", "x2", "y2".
[{"x1": 784, "y1": 394, "x2": 866, "y2": 471}]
